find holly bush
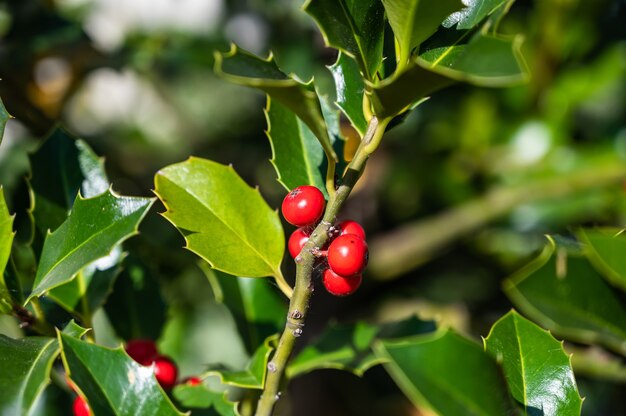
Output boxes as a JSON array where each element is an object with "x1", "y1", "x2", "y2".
[{"x1": 1, "y1": 0, "x2": 626, "y2": 415}]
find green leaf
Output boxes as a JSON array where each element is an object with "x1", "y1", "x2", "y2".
[
  {"x1": 287, "y1": 316, "x2": 436, "y2": 378},
  {"x1": 484, "y1": 310, "x2": 582, "y2": 415},
  {"x1": 444, "y1": 0, "x2": 513, "y2": 30},
  {"x1": 328, "y1": 53, "x2": 367, "y2": 134},
  {"x1": 265, "y1": 98, "x2": 327, "y2": 195},
  {"x1": 59, "y1": 332, "x2": 184, "y2": 415},
  {"x1": 208, "y1": 334, "x2": 278, "y2": 389},
  {"x1": 577, "y1": 228, "x2": 626, "y2": 293},
  {"x1": 0, "y1": 335, "x2": 59, "y2": 416},
  {"x1": 370, "y1": 31, "x2": 527, "y2": 117},
  {"x1": 104, "y1": 254, "x2": 167, "y2": 341},
  {"x1": 29, "y1": 129, "x2": 109, "y2": 235},
  {"x1": 173, "y1": 384, "x2": 239, "y2": 416},
  {"x1": 27, "y1": 190, "x2": 154, "y2": 302},
  {"x1": 214, "y1": 45, "x2": 336, "y2": 163},
  {"x1": 381, "y1": 0, "x2": 464, "y2": 65},
  {"x1": 374, "y1": 329, "x2": 514, "y2": 416},
  {"x1": 48, "y1": 248, "x2": 123, "y2": 317},
  {"x1": 504, "y1": 237, "x2": 626, "y2": 356},
  {"x1": 0, "y1": 97, "x2": 9, "y2": 145},
  {"x1": 207, "y1": 268, "x2": 286, "y2": 353},
  {"x1": 62, "y1": 320, "x2": 90, "y2": 338},
  {"x1": 303, "y1": 0, "x2": 385, "y2": 80},
  {"x1": 154, "y1": 157, "x2": 284, "y2": 278},
  {"x1": 0, "y1": 187, "x2": 15, "y2": 312}
]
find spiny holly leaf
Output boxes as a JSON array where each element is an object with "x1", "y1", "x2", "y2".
[
  {"x1": 265, "y1": 98, "x2": 327, "y2": 195},
  {"x1": 504, "y1": 237, "x2": 626, "y2": 357},
  {"x1": 207, "y1": 268, "x2": 286, "y2": 354},
  {"x1": 0, "y1": 335, "x2": 59, "y2": 416},
  {"x1": 0, "y1": 97, "x2": 9, "y2": 144},
  {"x1": 59, "y1": 332, "x2": 184, "y2": 415},
  {"x1": 484, "y1": 310, "x2": 583, "y2": 415},
  {"x1": 173, "y1": 384, "x2": 239, "y2": 416},
  {"x1": 381, "y1": 0, "x2": 464, "y2": 65},
  {"x1": 48, "y1": 248, "x2": 124, "y2": 318},
  {"x1": 62, "y1": 320, "x2": 90, "y2": 338},
  {"x1": 577, "y1": 228, "x2": 626, "y2": 293},
  {"x1": 371, "y1": 31, "x2": 527, "y2": 117},
  {"x1": 374, "y1": 329, "x2": 514, "y2": 415},
  {"x1": 328, "y1": 53, "x2": 368, "y2": 135},
  {"x1": 27, "y1": 190, "x2": 154, "y2": 302},
  {"x1": 303, "y1": 0, "x2": 385, "y2": 80},
  {"x1": 155, "y1": 158, "x2": 284, "y2": 279},
  {"x1": 0, "y1": 187, "x2": 15, "y2": 312},
  {"x1": 29, "y1": 129, "x2": 109, "y2": 235},
  {"x1": 214, "y1": 45, "x2": 337, "y2": 163},
  {"x1": 287, "y1": 316, "x2": 436, "y2": 378},
  {"x1": 207, "y1": 335, "x2": 278, "y2": 389}
]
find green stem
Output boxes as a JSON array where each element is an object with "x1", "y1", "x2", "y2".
[
  {"x1": 254, "y1": 116, "x2": 388, "y2": 416},
  {"x1": 273, "y1": 269, "x2": 293, "y2": 299},
  {"x1": 27, "y1": 298, "x2": 55, "y2": 336}
]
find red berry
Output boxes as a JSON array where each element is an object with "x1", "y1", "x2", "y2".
[
  {"x1": 337, "y1": 220, "x2": 366, "y2": 240},
  {"x1": 152, "y1": 355, "x2": 178, "y2": 389},
  {"x1": 184, "y1": 376, "x2": 202, "y2": 386},
  {"x1": 72, "y1": 396, "x2": 90, "y2": 416},
  {"x1": 281, "y1": 186, "x2": 325, "y2": 227},
  {"x1": 125, "y1": 339, "x2": 158, "y2": 365},
  {"x1": 288, "y1": 227, "x2": 310, "y2": 258},
  {"x1": 327, "y1": 234, "x2": 368, "y2": 277},
  {"x1": 323, "y1": 268, "x2": 362, "y2": 296}
]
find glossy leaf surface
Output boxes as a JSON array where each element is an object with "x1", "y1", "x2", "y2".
[
  {"x1": 209, "y1": 268, "x2": 286, "y2": 353},
  {"x1": 214, "y1": 45, "x2": 336, "y2": 162},
  {"x1": 0, "y1": 187, "x2": 15, "y2": 311},
  {"x1": 328, "y1": 53, "x2": 367, "y2": 134},
  {"x1": 208, "y1": 335, "x2": 277, "y2": 389},
  {"x1": 59, "y1": 332, "x2": 184, "y2": 415},
  {"x1": 288, "y1": 316, "x2": 435, "y2": 378},
  {"x1": 265, "y1": 98, "x2": 327, "y2": 194},
  {"x1": 304, "y1": 0, "x2": 385, "y2": 80},
  {"x1": 155, "y1": 158, "x2": 284, "y2": 278},
  {"x1": 485, "y1": 310, "x2": 582, "y2": 415},
  {"x1": 173, "y1": 384, "x2": 238, "y2": 416},
  {"x1": 578, "y1": 228, "x2": 626, "y2": 293},
  {"x1": 381, "y1": 0, "x2": 464, "y2": 64},
  {"x1": 374, "y1": 330, "x2": 513, "y2": 415},
  {"x1": 0, "y1": 335, "x2": 59, "y2": 416},
  {"x1": 27, "y1": 190, "x2": 154, "y2": 301},
  {"x1": 444, "y1": 0, "x2": 513, "y2": 30},
  {"x1": 29, "y1": 129, "x2": 109, "y2": 235},
  {"x1": 504, "y1": 237, "x2": 626, "y2": 356}
]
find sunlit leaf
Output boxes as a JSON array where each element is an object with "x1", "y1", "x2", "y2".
[
  {"x1": 303, "y1": 0, "x2": 385, "y2": 80},
  {"x1": 328, "y1": 53, "x2": 367, "y2": 134},
  {"x1": 504, "y1": 237, "x2": 626, "y2": 356},
  {"x1": 27, "y1": 190, "x2": 154, "y2": 302},
  {"x1": 208, "y1": 335, "x2": 278, "y2": 389},
  {"x1": 485, "y1": 310, "x2": 582, "y2": 415},
  {"x1": 154, "y1": 157, "x2": 284, "y2": 278},
  {"x1": 214, "y1": 45, "x2": 336, "y2": 162},
  {"x1": 381, "y1": 0, "x2": 464, "y2": 64},
  {"x1": 59, "y1": 332, "x2": 184, "y2": 415},
  {"x1": 0, "y1": 335, "x2": 59, "y2": 416},
  {"x1": 374, "y1": 329, "x2": 514, "y2": 415},
  {"x1": 444, "y1": 0, "x2": 513, "y2": 30},
  {"x1": 173, "y1": 384, "x2": 239, "y2": 416},
  {"x1": 29, "y1": 129, "x2": 109, "y2": 235},
  {"x1": 578, "y1": 228, "x2": 626, "y2": 293}
]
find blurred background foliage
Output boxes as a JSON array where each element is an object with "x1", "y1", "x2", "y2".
[{"x1": 1, "y1": 0, "x2": 626, "y2": 414}]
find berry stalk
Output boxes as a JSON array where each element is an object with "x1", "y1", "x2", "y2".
[{"x1": 255, "y1": 115, "x2": 390, "y2": 416}]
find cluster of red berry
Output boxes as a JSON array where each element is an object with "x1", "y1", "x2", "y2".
[
  {"x1": 70, "y1": 339, "x2": 202, "y2": 415},
  {"x1": 282, "y1": 185, "x2": 368, "y2": 297}
]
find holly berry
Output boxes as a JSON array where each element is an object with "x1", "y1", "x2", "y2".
[
  {"x1": 288, "y1": 227, "x2": 310, "y2": 258},
  {"x1": 183, "y1": 376, "x2": 203, "y2": 386},
  {"x1": 152, "y1": 355, "x2": 178, "y2": 389},
  {"x1": 72, "y1": 396, "x2": 90, "y2": 416},
  {"x1": 327, "y1": 234, "x2": 368, "y2": 277},
  {"x1": 322, "y1": 268, "x2": 362, "y2": 296},
  {"x1": 337, "y1": 220, "x2": 366, "y2": 240},
  {"x1": 125, "y1": 339, "x2": 158, "y2": 365},
  {"x1": 281, "y1": 186, "x2": 325, "y2": 227}
]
